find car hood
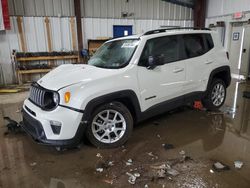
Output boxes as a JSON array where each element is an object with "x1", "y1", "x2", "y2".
[{"x1": 37, "y1": 64, "x2": 119, "y2": 90}]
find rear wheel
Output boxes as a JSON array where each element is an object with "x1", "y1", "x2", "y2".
[
  {"x1": 86, "y1": 102, "x2": 133, "y2": 148},
  {"x1": 202, "y1": 79, "x2": 226, "y2": 111}
]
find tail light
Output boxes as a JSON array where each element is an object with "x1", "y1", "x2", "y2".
[{"x1": 226, "y1": 52, "x2": 229, "y2": 60}]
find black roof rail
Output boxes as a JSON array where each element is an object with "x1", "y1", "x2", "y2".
[{"x1": 143, "y1": 27, "x2": 211, "y2": 35}]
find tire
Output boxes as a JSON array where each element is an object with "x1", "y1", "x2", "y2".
[
  {"x1": 202, "y1": 79, "x2": 227, "y2": 111},
  {"x1": 86, "y1": 101, "x2": 133, "y2": 148}
]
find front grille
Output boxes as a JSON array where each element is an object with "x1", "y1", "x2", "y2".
[{"x1": 29, "y1": 85, "x2": 46, "y2": 107}]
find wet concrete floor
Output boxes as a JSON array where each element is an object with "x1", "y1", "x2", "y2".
[{"x1": 0, "y1": 79, "x2": 249, "y2": 188}]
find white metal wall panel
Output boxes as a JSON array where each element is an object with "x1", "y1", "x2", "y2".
[
  {"x1": 34, "y1": 17, "x2": 47, "y2": 52},
  {"x1": 23, "y1": 17, "x2": 38, "y2": 52},
  {"x1": 61, "y1": 18, "x2": 72, "y2": 51},
  {"x1": 0, "y1": 31, "x2": 13, "y2": 84},
  {"x1": 7, "y1": 17, "x2": 20, "y2": 51},
  {"x1": 207, "y1": 0, "x2": 250, "y2": 18},
  {"x1": 51, "y1": 17, "x2": 62, "y2": 51}
]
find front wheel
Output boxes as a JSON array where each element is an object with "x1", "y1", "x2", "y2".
[
  {"x1": 202, "y1": 79, "x2": 227, "y2": 111},
  {"x1": 86, "y1": 102, "x2": 133, "y2": 148}
]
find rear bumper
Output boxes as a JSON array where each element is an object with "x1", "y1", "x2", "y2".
[{"x1": 22, "y1": 109, "x2": 86, "y2": 147}]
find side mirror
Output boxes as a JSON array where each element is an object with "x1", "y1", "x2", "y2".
[{"x1": 147, "y1": 55, "x2": 164, "y2": 69}]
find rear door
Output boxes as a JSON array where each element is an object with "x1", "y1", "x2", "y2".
[
  {"x1": 137, "y1": 35, "x2": 186, "y2": 111},
  {"x1": 182, "y1": 33, "x2": 215, "y2": 94}
]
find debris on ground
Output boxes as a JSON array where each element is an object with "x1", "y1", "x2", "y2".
[
  {"x1": 108, "y1": 161, "x2": 114, "y2": 166},
  {"x1": 234, "y1": 161, "x2": 243, "y2": 169},
  {"x1": 30, "y1": 162, "x2": 37, "y2": 167},
  {"x1": 212, "y1": 162, "x2": 230, "y2": 172},
  {"x1": 4, "y1": 117, "x2": 23, "y2": 135},
  {"x1": 210, "y1": 169, "x2": 214, "y2": 173},
  {"x1": 147, "y1": 152, "x2": 158, "y2": 160},
  {"x1": 103, "y1": 179, "x2": 113, "y2": 185},
  {"x1": 162, "y1": 144, "x2": 174, "y2": 150},
  {"x1": 156, "y1": 169, "x2": 166, "y2": 178},
  {"x1": 16, "y1": 108, "x2": 21, "y2": 113},
  {"x1": 126, "y1": 159, "x2": 133, "y2": 166},
  {"x1": 96, "y1": 153, "x2": 103, "y2": 158},
  {"x1": 179, "y1": 150, "x2": 185, "y2": 155},
  {"x1": 157, "y1": 134, "x2": 161, "y2": 139},
  {"x1": 126, "y1": 172, "x2": 140, "y2": 184},
  {"x1": 144, "y1": 184, "x2": 149, "y2": 188},
  {"x1": 96, "y1": 168, "x2": 104, "y2": 173},
  {"x1": 166, "y1": 168, "x2": 180, "y2": 176}
]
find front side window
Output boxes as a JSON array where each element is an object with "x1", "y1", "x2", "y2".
[
  {"x1": 88, "y1": 39, "x2": 139, "y2": 69},
  {"x1": 139, "y1": 35, "x2": 180, "y2": 66}
]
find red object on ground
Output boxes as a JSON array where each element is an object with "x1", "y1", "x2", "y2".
[
  {"x1": 1, "y1": 0, "x2": 10, "y2": 30},
  {"x1": 193, "y1": 101, "x2": 203, "y2": 110}
]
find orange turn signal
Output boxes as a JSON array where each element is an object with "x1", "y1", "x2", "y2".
[{"x1": 64, "y1": 92, "x2": 71, "y2": 103}]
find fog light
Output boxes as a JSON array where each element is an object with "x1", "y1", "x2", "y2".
[{"x1": 50, "y1": 120, "x2": 62, "y2": 135}]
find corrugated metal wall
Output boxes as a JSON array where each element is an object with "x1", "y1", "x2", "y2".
[
  {"x1": 8, "y1": 0, "x2": 193, "y2": 20},
  {"x1": 7, "y1": 0, "x2": 75, "y2": 16},
  {"x1": 82, "y1": 0, "x2": 193, "y2": 20}
]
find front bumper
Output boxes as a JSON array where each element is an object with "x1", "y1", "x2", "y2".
[{"x1": 22, "y1": 99, "x2": 86, "y2": 147}]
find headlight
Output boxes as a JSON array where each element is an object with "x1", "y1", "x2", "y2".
[{"x1": 53, "y1": 92, "x2": 60, "y2": 105}]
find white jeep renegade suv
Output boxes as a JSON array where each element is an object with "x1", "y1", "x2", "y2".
[{"x1": 22, "y1": 28, "x2": 231, "y2": 148}]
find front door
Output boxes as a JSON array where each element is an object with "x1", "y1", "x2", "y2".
[{"x1": 137, "y1": 35, "x2": 186, "y2": 112}]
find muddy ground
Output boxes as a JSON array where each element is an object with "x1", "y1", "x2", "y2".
[{"x1": 0, "y1": 80, "x2": 249, "y2": 188}]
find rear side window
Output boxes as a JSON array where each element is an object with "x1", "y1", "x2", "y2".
[
  {"x1": 183, "y1": 34, "x2": 214, "y2": 59},
  {"x1": 139, "y1": 35, "x2": 182, "y2": 66}
]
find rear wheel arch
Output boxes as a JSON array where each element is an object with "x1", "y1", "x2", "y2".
[{"x1": 207, "y1": 66, "x2": 231, "y2": 90}]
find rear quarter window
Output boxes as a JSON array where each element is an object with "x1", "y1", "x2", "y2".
[{"x1": 183, "y1": 33, "x2": 214, "y2": 59}]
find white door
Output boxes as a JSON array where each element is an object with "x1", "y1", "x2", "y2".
[
  {"x1": 240, "y1": 25, "x2": 250, "y2": 78},
  {"x1": 229, "y1": 22, "x2": 250, "y2": 78},
  {"x1": 137, "y1": 35, "x2": 186, "y2": 112},
  {"x1": 229, "y1": 23, "x2": 244, "y2": 76}
]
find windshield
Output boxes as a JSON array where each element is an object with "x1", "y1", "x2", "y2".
[{"x1": 88, "y1": 39, "x2": 139, "y2": 69}]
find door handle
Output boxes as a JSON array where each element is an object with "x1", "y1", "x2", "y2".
[
  {"x1": 173, "y1": 68, "x2": 184, "y2": 73},
  {"x1": 205, "y1": 61, "x2": 213, "y2": 65}
]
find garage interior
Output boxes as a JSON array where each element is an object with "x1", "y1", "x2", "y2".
[{"x1": 0, "y1": 0, "x2": 250, "y2": 187}]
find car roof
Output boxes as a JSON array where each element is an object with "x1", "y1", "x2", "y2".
[{"x1": 107, "y1": 29, "x2": 215, "y2": 43}]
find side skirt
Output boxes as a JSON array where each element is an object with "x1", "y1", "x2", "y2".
[{"x1": 137, "y1": 91, "x2": 205, "y2": 123}]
